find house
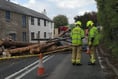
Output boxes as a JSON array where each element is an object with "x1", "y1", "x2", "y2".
[
  {"x1": 28, "y1": 11, "x2": 54, "y2": 43},
  {"x1": 0, "y1": 0, "x2": 54, "y2": 43}
]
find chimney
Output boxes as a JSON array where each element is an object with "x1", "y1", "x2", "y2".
[
  {"x1": 6, "y1": 0, "x2": 10, "y2": 2},
  {"x1": 42, "y1": 9, "x2": 47, "y2": 15}
]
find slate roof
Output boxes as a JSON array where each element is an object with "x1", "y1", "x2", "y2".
[{"x1": 0, "y1": 0, "x2": 52, "y2": 21}]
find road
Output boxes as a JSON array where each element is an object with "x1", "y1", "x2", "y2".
[{"x1": 0, "y1": 50, "x2": 105, "y2": 79}]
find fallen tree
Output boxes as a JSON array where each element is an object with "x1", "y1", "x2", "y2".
[
  {"x1": 1, "y1": 28, "x2": 71, "y2": 57},
  {"x1": 0, "y1": 40, "x2": 35, "y2": 48}
]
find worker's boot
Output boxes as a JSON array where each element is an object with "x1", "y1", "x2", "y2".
[
  {"x1": 76, "y1": 63, "x2": 82, "y2": 65},
  {"x1": 72, "y1": 62, "x2": 76, "y2": 65},
  {"x1": 76, "y1": 59, "x2": 82, "y2": 66},
  {"x1": 88, "y1": 59, "x2": 96, "y2": 65},
  {"x1": 72, "y1": 59, "x2": 76, "y2": 65},
  {"x1": 88, "y1": 62, "x2": 95, "y2": 65}
]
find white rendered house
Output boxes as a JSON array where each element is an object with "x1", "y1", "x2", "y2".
[{"x1": 29, "y1": 16, "x2": 54, "y2": 43}]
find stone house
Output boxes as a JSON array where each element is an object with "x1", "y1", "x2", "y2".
[{"x1": 0, "y1": 0, "x2": 54, "y2": 43}]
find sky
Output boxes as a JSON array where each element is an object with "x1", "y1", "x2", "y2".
[{"x1": 10, "y1": 0, "x2": 97, "y2": 24}]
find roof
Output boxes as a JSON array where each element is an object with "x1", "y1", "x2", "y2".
[{"x1": 0, "y1": 0, "x2": 52, "y2": 21}]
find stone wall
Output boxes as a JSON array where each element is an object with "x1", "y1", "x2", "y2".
[{"x1": 0, "y1": 9, "x2": 29, "y2": 42}]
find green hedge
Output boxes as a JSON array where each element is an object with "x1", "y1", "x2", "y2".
[{"x1": 96, "y1": 0, "x2": 118, "y2": 57}]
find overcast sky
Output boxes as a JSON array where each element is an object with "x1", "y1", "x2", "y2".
[{"x1": 11, "y1": 0, "x2": 97, "y2": 24}]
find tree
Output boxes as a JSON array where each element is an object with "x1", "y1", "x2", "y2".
[
  {"x1": 95, "y1": 0, "x2": 118, "y2": 56},
  {"x1": 53, "y1": 15, "x2": 68, "y2": 28},
  {"x1": 74, "y1": 12, "x2": 97, "y2": 29}
]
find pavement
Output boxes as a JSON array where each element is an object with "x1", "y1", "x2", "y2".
[{"x1": 0, "y1": 51, "x2": 105, "y2": 79}]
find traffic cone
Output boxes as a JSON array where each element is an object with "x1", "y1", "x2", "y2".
[{"x1": 37, "y1": 53, "x2": 45, "y2": 76}]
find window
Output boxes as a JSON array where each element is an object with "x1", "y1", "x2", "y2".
[
  {"x1": 44, "y1": 20, "x2": 46, "y2": 26},
  {"x1": 38, "y1": 18, "x2": 40, "y2": 26},
  {"x1": 54, "y1": 29, "x2": 55, "y2": 34},
  {"x1": 9, "y1": 33, "x2": 16, "y2": 41},
  {"x1": 31, "y1": 17, "x2": 34, "y2": 25},
  {"x1": 22, "y1": 15, "x2": 26, "y2": 28},
  {"x1": 6, "y1": 11, "x2": 10, "y2": 21},
  {"x1": 47, "y1": 21, "x2": 49, "y2": 26},
  {"x1": 44, "y1": 32, "x2": 46, "y2": 38},
  {"x1": 22, "y1": 32, "x2": 27, "y2": 41},
  {"x1": 31, "y1": 32, "x2": 34, "y2": 40},
  {"x1": 37, "y1": 31, "x2": 40, "y2": 38}
]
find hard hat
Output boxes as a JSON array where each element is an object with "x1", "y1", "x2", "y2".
[
  {"x1": 86, "y1": 20, "x2": 94, "y2": 27},
  {"x1": 75, "y1": 21, "x2": 82, "y2": 26}
]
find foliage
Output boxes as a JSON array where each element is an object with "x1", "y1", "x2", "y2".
[
  {"x1": 68, "y1": 24, "x2": 75, "y2": 29},
  {"x1": 95, "y1": 0, "x2": 118, "y2": 57},
  {"x1": 53, "y1": 15, "x2": 68, "y2": 28},
  {"x1": 74, "y1": 12, "x2": 97, "y2": 29}
]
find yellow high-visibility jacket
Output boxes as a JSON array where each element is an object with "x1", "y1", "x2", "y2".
[
  {"x1": 88, "y1": 26, "x2": 100, "y2": 46},
  {"x1": 71, "y1": 26, "x2": 84, "y2": 45}
]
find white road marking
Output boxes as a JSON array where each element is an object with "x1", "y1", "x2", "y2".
[
  {"x1": 5, "y1": 56, "x2": 49, "y2": 79},
  {"x1": 96, "y1": 50, "x2": 105, "y2": 69},
  {"x1": 15, "y1": 55, "x2": 54, "y2": 79}
]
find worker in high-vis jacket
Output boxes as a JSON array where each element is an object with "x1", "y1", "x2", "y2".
[
  {"x1": 86, "y1": 20, "x2": 99, "y2": 65},
  {"x1": 71, "y1": 21, "x2": 84, "y2": 65}
]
